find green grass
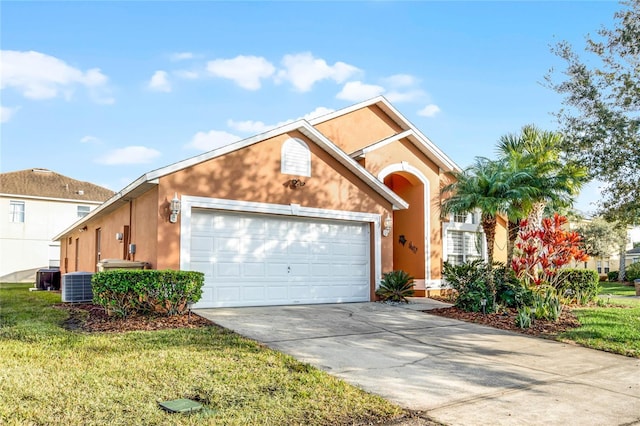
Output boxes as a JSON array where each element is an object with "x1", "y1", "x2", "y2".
[
  {"x1": 0, "y1": 283, "x2": 403, "y2": 425},
  {"x1": 558, "y1": 286, "x2": 640, "y2": 357},
  {"x1": 598, "y1": 281, "x2": 637, "y2": 297}
]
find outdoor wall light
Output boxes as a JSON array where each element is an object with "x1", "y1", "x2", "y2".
[
  {"x1": 169, "y1": 193, "x2": 181, "y2": 223},
  {"x1": 115, "y1": 232, "x2": 123, "y2": 241},
  {"x1": 382, "y1": 215, "x2": 393, "y2": 237}
]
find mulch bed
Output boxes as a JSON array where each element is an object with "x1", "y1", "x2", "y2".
[
  {"x1": 425, "y1": 305, "x2": 581, "y2": 337},
  {"x1": 54, "y1": 303, "x2": 213, "y2": 333}
]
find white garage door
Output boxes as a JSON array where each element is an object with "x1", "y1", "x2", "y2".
[{"x1": 189, "y1": 209, "x2": 371, "y2": 308}]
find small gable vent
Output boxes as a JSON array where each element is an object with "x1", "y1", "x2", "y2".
[{"x1": 281, "y1": 138, "x2": 311, "y2": 177}]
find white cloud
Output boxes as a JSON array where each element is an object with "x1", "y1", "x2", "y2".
[
  {"x1": 170, "y1": 52, "x2": 194, "y2": 61},
  {"x1": 97, "y1": 146, "x2": 161, "y2": 165},
  {"x1": 173, "y1": 70, "x2": 200, "y2": 80},
  {"x1": 0, "y1": 50, "x2": 113, "y2": 103},
  {"x1": 336, "y1": 81, "x2": 385, "y2": 102},
  {"x1": 227, "y1": 106, "x2": 335, "y2": 134},
  {"x1": 186, "y1": 130, "x2": 242, "y2": 151},
  {"x1": 417, "y1": 104, "x2": 441, "y2": 117},
  {"x1": 386, "y1": 90, "x2": 425, "y2": 103},
  {"x1": 383, "y1": 74, "x2": 419, "y2": 88},
  {"x1": 0, "y1": 105, "x2": 19, "y2": 123},
  {"x1": 206, "y1": 55, "x2": 275, "y2": 90},
  {"x1": 277, "y1": 52, "x2": 359, "y2": 92},
  {"x1": 80, "y1": 135, "x2": 100, "y2": 144},
  {"x1": 148, "y1": 70, "x2": 172, "y2": 92}
]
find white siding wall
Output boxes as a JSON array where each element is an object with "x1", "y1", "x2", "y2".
[{"x1": 0, "y1": 196, "x2": 101, "y2": 279}]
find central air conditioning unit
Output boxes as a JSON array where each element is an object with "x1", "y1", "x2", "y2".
[{"x1": 61, "y1": 272, "x2": 94, "y2": 303}]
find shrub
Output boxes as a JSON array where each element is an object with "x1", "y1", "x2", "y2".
[
  {"x1": 516, "y1": 306, "x2": 532, "y2": 329},
  {"x1": 376, "y1": 270, "x2": 414, "y2": 303},
  {"x1": 607, "y1": 271, "x2": 619, "y2": 282},
  {"x1": 494, "y1": 266, "x2": 533, "y2": 308},
  {"x1": 443, "y1": 260, "x2": 493, "y2": 312},
  {"x1": 556, "y1": 269, "x2": 599, "y2": 304},
  {"x1": 92, "y1": 270, "x2": 204, "y2": 317},
  {"x1": 626, "y1": 263, "x2": 640, "y2": 282},
  {"x1": 531, "y1": 286, "x2": 563, "y2": 322}
]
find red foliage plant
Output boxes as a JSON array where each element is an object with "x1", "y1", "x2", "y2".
[{"x1": 511, "y1": 213, "x2": 589, "y2": 288}]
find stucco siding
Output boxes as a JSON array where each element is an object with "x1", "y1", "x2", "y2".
[
  {"x1": 157, "y1": 131, "x2": 394, "y2": 271},
  {"x1": 313, "y1": 105, "x2": 403, "y2": 154}
]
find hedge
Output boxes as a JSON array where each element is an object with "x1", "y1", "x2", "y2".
[
  {"x1": 92, "y1": 269, "x2": 204, "y2": 317},
  {"x1": 627, "y1": 263, "x2": 640, "y2": 282},
  {"x1": 556, "y1": 269, "x2": 599, "y2": 303}
]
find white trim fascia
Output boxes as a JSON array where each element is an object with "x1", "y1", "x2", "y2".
[
  {"x1": 350, "y1": 130, "x2": 413, "y2": 159},
  {"x1": 179, "y1": 195, "x2": 382, "y2": 292},
  {"x1": 310, "y1": 96, "x2": 461, "y2": 173},
  {"x1": 52, "y1": 175, "x2": 157, "y2": 241},
  {"x1": 298, "y1": 123, "x2": 409, "y2": 210},
  {"x1": 309, "y1": 96, "x2": 389, "y2": 126},
  {"x1": 378, "y1": 162, "x2": 431, "y2": 281},
  {"x1": 0, "y1": 194, "x2": 105, "y2": 204},
  {"x1": 145, "y1": 121, "x2": 306, "y2": 182}
]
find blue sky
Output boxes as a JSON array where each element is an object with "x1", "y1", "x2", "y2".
[{"x1": 1, "y1": 1, "x2": 621, "y2": 214}]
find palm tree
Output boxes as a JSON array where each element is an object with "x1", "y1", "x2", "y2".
[
  {"x1": 441, "y1": 158, "x2": 536, "y2": 306},
  {"x1": 497, "y1": 125, "x2": 587, "y2": 264}
]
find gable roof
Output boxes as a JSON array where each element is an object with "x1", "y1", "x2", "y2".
[
  {"x1": 54, "y1": 119, "x2": 409, "y2": 240},
  {"x1": 0, "y1": 168, "x2": 114, "y2": 202},
  {"x1": 627, "y1": 246, "x2": 640, "y2": 255},
  {"x1": 309, "y1": 96, "x2": 462, "y2": 172}
]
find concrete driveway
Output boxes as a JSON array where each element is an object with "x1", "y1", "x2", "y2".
[{"x1": 196, "y1": 301, "x2": 640, "y2": 426}]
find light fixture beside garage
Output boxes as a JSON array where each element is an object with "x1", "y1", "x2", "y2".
[
  {"x1": 169, "y1": 193, "x2": 181, "y2": 223},
  {"x1": 382, "y1": 215, "x2": 393, "y2": 237}
]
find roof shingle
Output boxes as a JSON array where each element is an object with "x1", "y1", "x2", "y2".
[{"x1": 0, "y1": 168, "x2": 114, "y2": 202}]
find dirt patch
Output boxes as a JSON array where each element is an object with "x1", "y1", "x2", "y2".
[
  {"x1": 54, "y1": 303, "x2": 213, "y2": 333},
  {"x1": 425, "y1": 305, "x2": 581, "y2": 337}
]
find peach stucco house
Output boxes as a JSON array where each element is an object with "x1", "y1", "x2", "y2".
[{"x1": 54, "y1": 97, "x2": 507, "y2": 308}]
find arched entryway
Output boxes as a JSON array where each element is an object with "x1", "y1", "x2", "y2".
[{"x1": 379, "y1": 163, "x2": 430, "y2": 288}]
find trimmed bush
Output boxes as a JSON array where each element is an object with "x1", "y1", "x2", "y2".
[
  {"x1": 556, "y1": 269, "x2": 599, "y2": 304},
  {"x1": 376, "y1": 270, "x2": 414, "y2": 303},
  {"x1": 626, "y1": 263, "x2": 640, "y2": 282},
  {"x1": 92, "y1": 269, "x2": 204, "y2": 317},
  {"x1": 607, "y1": 271, "x2": 619, "y2": 282}
]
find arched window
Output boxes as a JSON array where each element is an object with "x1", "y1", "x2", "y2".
[{"x1": 281, "y1": 138, "x2": 311, "y2": 177}]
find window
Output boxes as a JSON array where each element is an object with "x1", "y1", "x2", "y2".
[
  {"x1": 604, "y1": 260, "x2": 610, "y2": 274},
  {"x1": 9, "y1": 201, "x2": 24, "y2": 223},
  {"x1": 77, "y1": 205, "x2": 91, "y2": 218},
  {"x1": 446, "y1": 230, "x2": 483, "y2": 266},
  {"x1": 281, "y1": 138, "x2": 311, "y2": 177},
  {"x1": 453, "y1": 212, "x2": 478, "y2": 224},
  {"x1": 596, "y1": 260, "x2": 602, "y2": 274}
]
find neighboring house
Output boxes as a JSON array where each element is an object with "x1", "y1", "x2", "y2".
[
  {"x1": 625, "y1": 246, "x2": 640, "y2": 266},
  {"x1": 0, "y1": 168, "x2": 114, "y2": 282},
  {"x1": 570, "y1": 220, "x2": 640, "y2": 274},
  {"x1": 54, "y1": 97, "x2": 507, "y2": 308}
]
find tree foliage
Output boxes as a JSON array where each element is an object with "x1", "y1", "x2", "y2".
[
  {"x1": 575, "y1": 217, "x2": 627, "y2": 258},
  {"x1": 547, "y1": 0, "x2": 640, "y2": 223}
]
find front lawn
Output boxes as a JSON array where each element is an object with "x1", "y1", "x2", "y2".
[
  {"x1": 557, "y1": 286, "x2": 640, "y2": 357},
  {"x1": 598, "y1": 281, "x2": 637, "y2": 297},
  {"x1": 0, "y1": 283, "x2": 403, "y2": 425}
]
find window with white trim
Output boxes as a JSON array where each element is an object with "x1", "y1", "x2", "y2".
[
  {"x1": 453, "y1": 212, "x2": 479, "y2": 225},
  {"x1": 77, "y1": 205, "x2": 91, "y2": 218},
  {"x1": 281, "y1": 138, "x2": 311, "y2": 177},
  {"x1": 446, "y1": 230, "x2": 483, "y2": 266},
  {"x1": 9, "y1": 201, "x2": 25, "y2": 223}
]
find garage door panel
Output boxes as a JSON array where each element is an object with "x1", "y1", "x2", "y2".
[{"x1": 190, "y1": 209, "x2": 370, "y2": 308}]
